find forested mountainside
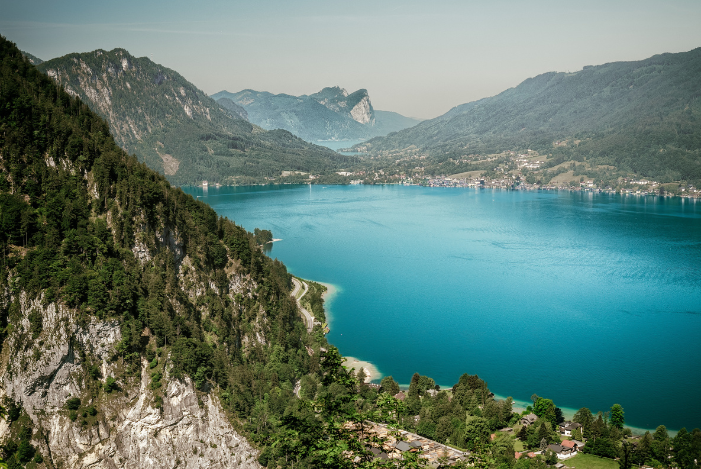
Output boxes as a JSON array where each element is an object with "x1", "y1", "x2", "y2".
[
  {"x1": 36, "y1": 48, "x2": 352, "y2": 186},
  {"x1": 354, "y1": 48, "x2": 701, "y2": 184},
  {"x1": 0, "y1": 35, "x2": 327, "y2": 468},
  {"x1": 211, "y1": 87, "x2": 421, "y2": 142}
]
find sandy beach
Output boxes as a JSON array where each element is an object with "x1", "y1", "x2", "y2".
[
  {"x1": 343, "y1": 356, "x2": 381, "y2": 383},
  {"x1": 318, "y1": 281, "x2": 337, "y2": 301},
  {"x1": 316, "y1": 281, "x2": 338, "y2": 321}
]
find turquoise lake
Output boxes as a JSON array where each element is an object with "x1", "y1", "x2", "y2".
[{"x1": 183, "y1": 185, "x2": 701, "y2": 431}]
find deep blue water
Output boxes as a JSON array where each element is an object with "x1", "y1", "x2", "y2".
[{"x1": 184, "y1": 185, "x2": 701, "y2": 431}]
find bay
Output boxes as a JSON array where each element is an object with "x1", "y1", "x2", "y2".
[{"x1": 184, "y1": 184, "x2": 701, "y2": 431}]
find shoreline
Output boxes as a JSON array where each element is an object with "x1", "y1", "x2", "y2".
[
  {"x1": 185, "y1": 183, "x2": 699, "y2": 200},
  {"x1": 343, "y1": 356, "x2": 381, "y2": 383},
  {"x1": 488, "y1": 392, "x2": 674, "y2": 436},
  {"x1": 298, "y1": 278, "x2": 673, "y2": 434},
  {"x1": 316, "y1": 281, "x2": 339, "y2": 324}
]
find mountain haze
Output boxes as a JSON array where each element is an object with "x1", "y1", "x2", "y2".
[
  {"x1": 212, "y1": 87, "x2": 422, "y2": 142},
  {"x1": 37, "y1": 48, "x2": 350, "y2": 185},
  {"x1": 216, "y1": 96, "x2": 249, "y2": 121},
  {"x1": 356, "y1": 48, "x2": 701, "y2": 182}
]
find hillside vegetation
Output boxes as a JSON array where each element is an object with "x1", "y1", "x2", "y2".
[
  {"x1": 37, "y1": 49, "x2": 353, "y2": 185},
  {"x1": 355, "y1": 48, "x2": 701, "y2": 185}
]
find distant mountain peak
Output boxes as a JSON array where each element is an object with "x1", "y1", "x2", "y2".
[
  {"x1": 309, "y1": 87, "x2": 374, "y2": 125},
  {"x1": 313, "y1": 86, "x2": 348, "y2": 97},
  {"x1": 211, "y1": 87, "x2": 421, "y2": 142}
]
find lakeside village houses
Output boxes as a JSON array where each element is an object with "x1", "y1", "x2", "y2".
[
  {"x1": 354, "y1": 406, "x2": 588, "y2": 466},
  {"x1": 359, "y1": 416, "x2": 588, "y2": 466},
  {"x1": 517, "y1": 415, "x2": 586, "y2": 461}
]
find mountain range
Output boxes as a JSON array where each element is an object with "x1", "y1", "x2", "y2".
[
  {"x1": 211, "y1": 87, "x2": 422, "y2": 142},
  {"x1": 36, "y1": 48, "x2": 351, "y2": 185},
  {"x1": 355, "y1": 48, "x2": 701, "y2": 183}
]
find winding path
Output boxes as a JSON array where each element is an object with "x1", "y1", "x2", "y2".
[{"x1": 291, "y1": 278, "x2": 314, "y2": 333}]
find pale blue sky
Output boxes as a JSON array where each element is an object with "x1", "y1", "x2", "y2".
[{"x1": 2, "y1": 0, "x2": 700, "y2": 118}]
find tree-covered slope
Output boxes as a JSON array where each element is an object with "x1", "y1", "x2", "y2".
[
  {"x1": 372, "y1": 110, "x2": 423, "y2": 137},
  {"x1": 0, "y1": 35, "x2": 330, "y2": 467},
  {"x1": 37, "y1": 48, "x2": 350, "y2": 185},
  {"x1": 356, "y1": 48, "x2": 701, "y2": 182}
]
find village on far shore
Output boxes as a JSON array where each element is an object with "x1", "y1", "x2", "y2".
[{"x1": 211, "y1": 147, "x2": 701, "y2": 199}]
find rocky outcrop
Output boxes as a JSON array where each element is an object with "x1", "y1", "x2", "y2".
[
  {"x1": 311, "y1": 87, "x2": 375, "y2": 126},
  {"x1": 45, "y1": 370, "x2": 260, "y2": 469},
  {"x1": 1, "y1": 292, "x2": 104, "y2": 413},
  {"x1": 348, "y1": 94, "x2": 373, "y2": 125},
  {"x1": 0, "y1": 291, "x2": 261, "y2": 469}
]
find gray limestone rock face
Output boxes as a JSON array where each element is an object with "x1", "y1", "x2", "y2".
[
  {"x1": 0, "y1": 292, "x2": 261, "y2": 469},
  {"x1": 46, "y1": 373, "x2": 261, "y2": 469}
]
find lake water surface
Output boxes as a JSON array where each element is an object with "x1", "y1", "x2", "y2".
[
  {"x1": 311, "y1": 139, "x2": 365, "y2": 151},
  {"x1": 184, "y1": 185, "x2": 701, "y2": 431}
]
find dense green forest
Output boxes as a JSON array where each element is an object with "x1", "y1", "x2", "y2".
[
  {"x1": 36, "y1": 49, "x2": 356, "y2": 186},
  {"x1": 354, "y1": 48, "x2": 701, "y2": 186},
  {"x1": 1, "y1": 36, "x2": 700, "y2": 468}
]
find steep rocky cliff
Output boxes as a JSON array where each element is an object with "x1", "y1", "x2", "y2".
[
  {"x1": 309, "y1": 87, "x2": 375, "y2": 125},
  {"x1": 0, "y1": 293, "x2": 260, "y2": 469}
]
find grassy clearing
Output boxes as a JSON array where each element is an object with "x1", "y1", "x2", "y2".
[
  {"x1": 450, "y1": 170, "x2": 484, "y2": 179},
  {"x1": 567, "y1": 453, "x2": 619, "y2": 469},
  {"x1": 550, "y1": 170, "x2": 580, "y2": 184}
]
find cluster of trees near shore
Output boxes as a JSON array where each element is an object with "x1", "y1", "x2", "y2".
[{"x1": 263, "y1": 361, "x2": 701, "y2": 469}]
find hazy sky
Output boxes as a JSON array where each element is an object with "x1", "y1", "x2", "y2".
[{"x1": 2, "y1": 0, "x2": 700, "y2": 119}]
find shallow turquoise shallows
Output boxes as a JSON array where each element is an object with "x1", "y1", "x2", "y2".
[{"x1": 184, "y1": 185, "x2": 701, "y2": 431}]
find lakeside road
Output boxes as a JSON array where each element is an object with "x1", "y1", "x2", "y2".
[{"x1": 291, "y1": 278, "x2": 314, "y2": 332}]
